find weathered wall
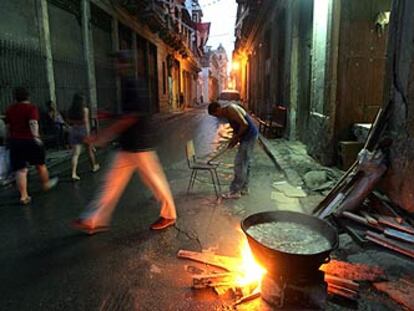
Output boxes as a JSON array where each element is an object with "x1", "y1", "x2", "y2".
[
  {"x1": 296, "y1": 0, "x2": 313, "y2": 142},
  {"x1": 305, "y1": 0, "x2": 337, "y2": 165},
  {"x1": 157, "y1": 45, "x2": 169, "y2": 111},
  {"x1": 381, "y1": 0, "x2": 414, "y2": 213},
  {"x1": 48, "y1": 1, "x2": 88, "y2": 112},
  {"x1": 335, "y1": 0, "x2": 391, "y2": 141},
  {"x1": 0, "y1": 0, "x2": 49, "y2": 111},
  {"x1": 91, "y1": 3, "x2": 116, "y2": 113},
  {"x1": 0, "y1": 0, "x2": 200, "y2": 117}
]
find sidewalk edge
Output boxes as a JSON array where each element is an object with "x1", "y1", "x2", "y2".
[{"x1": 258, "y1": 134, "x2": 304, "y2": 186}]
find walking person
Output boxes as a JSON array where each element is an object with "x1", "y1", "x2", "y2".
[
  {"x1": 67, "y1": 93, "x2": 100, "y2": 181},
  {"x1": 207, "y1": 101, "x2": 258, "y2": 199},
  {"x1": 46, "y1": 100, "x2": 68, "y2": 149},
  {"x1": 71, "y1": 50, "x2": 176, "y2": 234},
  {"x1": 5, "y1": 87, "x2": 58, "y2": 204}
]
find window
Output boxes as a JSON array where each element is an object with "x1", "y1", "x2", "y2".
[{"x1": 162, "y1": 61, "x2": 167, "y2": 95}]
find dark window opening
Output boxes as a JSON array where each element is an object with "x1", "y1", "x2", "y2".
[{"x1": 162, "y1": 61, "x2": 167, "y2": 95}]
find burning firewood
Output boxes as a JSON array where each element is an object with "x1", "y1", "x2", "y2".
[
  {"x1": 177, "y1": 249, "x2": 242, "y2": 272},
  {"x1": 178, "y1": 247, "x2": 264, "y2": 307},
  {"x1": 192, "y1": 272, "x2": 239, "y2": 289},
  {"x1": 232, "y1": 291, "x2": 261, "y2": 306}
]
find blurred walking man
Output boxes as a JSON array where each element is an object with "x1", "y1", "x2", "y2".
[
  {"x1": 5, "y1": 87, "x2": 58, "y2": 204},
  {"x1": 72, "y1": 51, "x2": 176, "y2": 234},
  {"x1": 208, "y1": 102, "x2": 258, "y2": 199}
]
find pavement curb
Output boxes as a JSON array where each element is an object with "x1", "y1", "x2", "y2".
[{"x1": 258, "y1": 134, "x2": 304, "y2": 186}]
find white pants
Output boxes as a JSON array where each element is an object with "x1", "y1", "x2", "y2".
[{"x1": 81, "y1": 150, "x2": 176, "y2": 226}]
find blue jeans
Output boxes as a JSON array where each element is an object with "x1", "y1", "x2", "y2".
[{"x1": 230, "y1": 135, "x2": 257, "y2": 193}]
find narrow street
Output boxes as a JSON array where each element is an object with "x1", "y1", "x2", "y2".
[
  {"x1": 1, "y1": 0, "x2": 414, "y2": 310},
  {"x1": 0, "y1": 107, "x2": 279, "y2": 310},
  {"x1": 1, "y1": 107, "x2": 412, "y2": 310}
]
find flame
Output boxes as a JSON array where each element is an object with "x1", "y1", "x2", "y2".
[{"x1": 235, "y1": 239, "x2": 267, "y2": 288}]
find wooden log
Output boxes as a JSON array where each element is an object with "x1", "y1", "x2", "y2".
[
  {"x1": 177, "y1": 250, "x2": 242, "y2": 272},
  {"x1": 213, "y1": 286, "x2": 232, "y2": 296},
  {"x1": 312, "y1": 161, "x2": 358, "y2": 215},
  {"x1": 327, "y1": 284, "x2": 358, "y2": 300},
  {"x1": 371, "y1": 192, "x2": 404, "y2": 224},
  {"x1": 384, "y1": 228, "x2": 414, "y2": 244},
  {"x1": 341, "y1": 211, "x2": 383, "y2": 232},
  {"x1": 192, "y1": 273, "x2": 238, "y2": 289},
  {"x1": 374, "y1": 278, "x2": 414, "y2": 311},
  {"x1": 341, "y1": 212, "x2": 414, "y2": 244},
  {"x1": 325, "y1": 274, "x2": 359, "y2": 291},
  {"x1": 377, "y1": 216, "x2": 414, "y2": 235},
  {"x1": 314, "y1": 105, "x2": 389, "y2": 217},
  {"x1": 365, "y1": 231, "x2": 414, "y2": 259},
  {"x1": 320, "y1": 259, "x2": 385, "y2": 281},
  {"x1": 361, "y1": 211, "x2": 379, "y2": 226},
  {"x1": 233, "y1": 291, "x2": 261, "y2": 306},
  {"x1": 342, "y1": 211, "x2": 369, "y2": 226}
]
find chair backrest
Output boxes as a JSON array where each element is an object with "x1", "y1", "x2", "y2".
[
  {"x1": 272, "y1": 105, "x2": 287, "y2": 127},
  {"x1": 185, "y1": 140, "x2": 196, "y2": 167}
]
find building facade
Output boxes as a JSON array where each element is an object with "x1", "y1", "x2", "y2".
[
  {"x1": 234, "y1": 0, "x2": 414, "y2": 213},
  {"x1": 0, "y1": 0, "x2": 208, "y2": 123},
  {"x1": 199, "y1": 44, "x2": 228, "y2": 103},
  {"x1": 234, "y1": 0, "x2": 391, "y2": 163}
]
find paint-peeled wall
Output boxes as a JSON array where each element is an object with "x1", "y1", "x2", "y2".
[
  {"x1": 305, "y1": 0, "x2": 336, "y2": 165},
  {"x1": 380, "y1": 0, "x2": 414, "y2": 213}
]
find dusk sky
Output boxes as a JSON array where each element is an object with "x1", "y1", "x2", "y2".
[{"x1": 199, "y1": 0, "x2": 238, "y2": 62}]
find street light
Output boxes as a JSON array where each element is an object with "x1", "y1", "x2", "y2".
[{"x1": 231, "y1": 61, "x2": 240, "y2": 71}]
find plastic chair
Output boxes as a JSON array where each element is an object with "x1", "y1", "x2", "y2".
[{"x1": 185, "y1": 140, "x2": 221, "y2": 198}]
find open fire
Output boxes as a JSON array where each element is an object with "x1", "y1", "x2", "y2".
[
  {"x1": 234, "y1": 239, "x2": 266, "y2": 289},
  {"x1": 178, "y1": 212, "x2": 363, "y2": 308}
]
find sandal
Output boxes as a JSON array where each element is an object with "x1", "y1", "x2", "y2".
[
  {"x1": 92, "y1": 164, "x2": 100, "y2": 173},
  {"x1": 20, "y1": 196, "x2": 32, "y2": 205}
]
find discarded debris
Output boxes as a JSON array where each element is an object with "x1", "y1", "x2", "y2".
[
  {"x1": 272, "y1": 181, "x2": 307, "y2": 198},
  {"x1": 313, "y1": 105, "x2": 392, "y2": 219},
  {"x1": 374, "y1": 278, "x2": 414, "y2": 310},
  {"x1": 270, "y1": 191, "x2": 302, "y2": 212},
  {"x1": 366, "y1": 231, "x2": 414, "y2": 259},
  {"x1": 320, "y1": 259, "x2": 385, "y2": 282}
]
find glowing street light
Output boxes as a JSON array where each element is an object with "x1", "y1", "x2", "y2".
[{"x1": 232, "y1": 61, "x2": 240, "y2": 71}]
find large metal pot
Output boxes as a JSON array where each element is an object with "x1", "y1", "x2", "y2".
[{"x1": 241, "y1": 211, "x2": 338, "y2": 276}]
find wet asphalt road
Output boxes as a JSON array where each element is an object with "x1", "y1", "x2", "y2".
[
  {"x1": 0, "y1": 107, "x2": 223, "y2": 310},
  {"x1": 0, "y1": 107, "x2": 408, "y2": 311}
]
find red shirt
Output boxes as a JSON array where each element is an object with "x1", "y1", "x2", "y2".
[{"x1": 5, "y1": 102, "x2": 39, "y2": 139}]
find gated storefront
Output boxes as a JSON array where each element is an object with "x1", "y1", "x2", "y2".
[
  {"x1": 0, "y1": 0, "x2": 50, "y2": 112},
  {"x1": 0, "y1": 0, "x2": 202, "y2": 122},
  {"x1": 91, "y1": 3, "x2": 116, "y2": 114},
  {"x1": 48, "y1": 0, "x2": 88, "y2": 112}
]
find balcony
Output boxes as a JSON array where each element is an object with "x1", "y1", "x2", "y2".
[
  {"x1": 142, "y1": 1, "x2": 166, "y2": 32},
  {"x1": 116, "y1": 0, "x2": 149, "y2": 14}
]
